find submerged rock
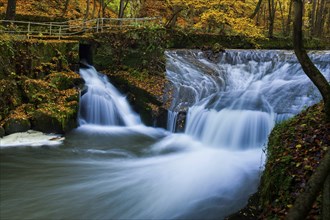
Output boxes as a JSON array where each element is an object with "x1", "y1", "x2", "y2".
[{"x1": 0, "y1": 130, "x2": 64, "y2": 147}]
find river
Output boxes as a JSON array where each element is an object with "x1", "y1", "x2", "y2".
[{"x1": 1, "y1": 50, "x2": 329, "y2": 219}]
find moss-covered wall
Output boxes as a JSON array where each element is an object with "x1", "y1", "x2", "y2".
[
  {"x1": 90, "y1": 28, "x2": 170, "y2": 126},
  {"x1": 92, "y1": 28, "x2": 168, "y2": 73},
  {"x1": 0, "y1": 37, "x2": 79, "y2": 79},
  {"x1": 0, "y1": 36, "x2": 80, "y2": 136}
]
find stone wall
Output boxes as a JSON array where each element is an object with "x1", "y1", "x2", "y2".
[{"x1": 0, "y1": 36, "x2": 81, "y2": 137}]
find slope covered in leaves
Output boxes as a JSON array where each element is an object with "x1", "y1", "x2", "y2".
[
  {"x1": 227, "y1": 102, "x2": 329, "y2": 219},
  {"x1": 260, "y1": 102, "x2": 329, "y2": 219}
]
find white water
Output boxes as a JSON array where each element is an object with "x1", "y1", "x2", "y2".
[
  {"x1": 167, "y1": 110, "x2": 179, "y2": 132},
  {"x1": 1, "y1": 50, "x2": 329, "y2": 220},
  {"x1": 79, "y1": 66, "x2": 141, "y2": 126}
]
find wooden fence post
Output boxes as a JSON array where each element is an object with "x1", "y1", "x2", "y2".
[
  {"x1": 101, "y1": 18, "x2": 104, "y2": 32},
  {"x1": 27, "y1": 22, "x2": 30, "y2": 39},
  {"x1": 58, "y1": 26, "x2": 61, "y2": 40},
  {"x1": 49, "y1": 23, "x2": 52, "y2": 35}
]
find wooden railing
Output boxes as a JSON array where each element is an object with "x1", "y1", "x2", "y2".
[{"x1": 0, "y1": 17, "x2": 162, "y2": 39}]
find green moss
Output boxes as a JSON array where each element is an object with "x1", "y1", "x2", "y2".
[
  {"x1": 259, "y1": 103, "x2": 329, "y2": 219},
  {"x1": 0, "y1": 37, "x2": 81, "y2": 134},
  {"x1": 31, "y1": 101, "x2": 78, "y2": 133},
  {"x1": 260, "y1": 119, "x2": 295, "y2": 206},
  {"x1": 23, "y1": 79, "x2": 59, "y2": 104},
  {"x1": 46, "y1": 71, "x2": 80, "y2": 90},
  {"x1": 93, "y1": 27, "x2": 168, "y2": 73},
  {"x1": 0, "y1": 79, "x2": 22, "y2": 119}
]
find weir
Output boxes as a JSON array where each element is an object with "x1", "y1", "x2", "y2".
[
  {"x1": 166, "y1": 50, "x2": 330, "y2": 137},
  {"x1": 1, "y1": 50, "x2": 329, "y2": 220}
]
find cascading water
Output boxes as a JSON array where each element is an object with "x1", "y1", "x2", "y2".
[
  {"x1": 166, "y1": 50, "x2": 329, "y2": 150},
  {"x1": 1, "y1": 50, "x2": 329, "y2": 220},
  {"x1": 79, "y1": 66, "x2": 141, "y2": 126}
]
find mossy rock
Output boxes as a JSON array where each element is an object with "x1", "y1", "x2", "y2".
[
  {"x1": 0, "y1": 79, "x2": 22, "y2": 118},
  {"x1": 31, "y1": 111, "x2": 64, "y2": 133},
  {"x1": 46, "y1": 71, "x2": 81, "y2": 90},
  {"x1": 31, "y1": 102, "x2": 78, "y2": 133},
  {"x1": 0, "y1": 126, "x2": 5, "y2": 137},
  {"x1": 4, "y1": 118, "x2": 31, "y2": 135},
  {"x1": 23, "y1": 79, "x2": 59, "y2": 104}
]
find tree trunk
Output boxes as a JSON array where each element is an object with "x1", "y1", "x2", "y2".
[
  {"x1": 98, "y1": 0, "x2": 102, "y2": 18},
  {"x1": 310, "y1": 0, "x2": 317, "y2": 36},
  {"x1": 85, "y1": 0, "x2": 90, "y2": 20},
  {"x1": 118, "y1": 0, "x2": 125, "y2": 18},
  {"x1": 279, "y1": 1, "x2": 286, "y2": 36},
  {"x1": 5, "y1": 0, "x2": 16, "y2": 20},
  {"x1": 285, "y1": 0, "x2": 293, "y2": 36},
  {"x1": 286, "y1": 150, "x2": 330, "y2": 219},
  {"x1": 165, "y1": 6, "x2": 183, "y2": 29},
  {"x1": 62, "y1": 0, "x2": 70, "y2": 15},
  {"x1": 315, "y1": 0, "x2": 326, "y2": 37},
  {"x1": 293, "y1": 0, "x2": 330, "y2": 121},
  {"x1": 250, "y1": 0, "x2": 263, "y2": 19},
  {"x1": 92, "y1": 0, "x2": 96, "y2": 18},
  {"x1": 268, "y1": 0, "x2": 276, "y2": 38}
]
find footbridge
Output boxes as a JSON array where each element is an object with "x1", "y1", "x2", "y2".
[{"x1": 0, "y1": 17, "x2": 162, "y2": 39}]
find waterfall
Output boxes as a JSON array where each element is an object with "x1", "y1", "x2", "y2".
[
  {"x1": 79, "y1": 66, "x2": 141, "y2": 126},
  {"x1": 167, "y1": 110, "x2": 179, "y2": 132},
  {"x1": 166, "y1": 50, "x2": 330, "y2": 150},
  {"x1": 2, "y1": 50, "x2": 329, "y2": 220}
]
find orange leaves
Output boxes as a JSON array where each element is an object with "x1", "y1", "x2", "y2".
[
  {"x1": 107, "y1": 70, "x2": 167, "y2": 100},
  {"x1": 166, "y1": 0, "x2": 264, "y2": 37}
]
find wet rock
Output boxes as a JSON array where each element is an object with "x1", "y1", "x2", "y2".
[
  {"x1": 31, "y1": 103, "x2": 78, "y2": 134},
  {"x1": 4, "y1": 118, "x2": 31, "y2": 135},
  {"x1": 0, "y1": 126, "x2": 5, "y2": 137},
  {"x1": 176, "y1": 111, "x2": 187, "y2": 132},
  {"x1": 31, "y1": 111, "x2": 63, "y2": 134}
]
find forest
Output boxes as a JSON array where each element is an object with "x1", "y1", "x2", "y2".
[
  {"x1": 1, "y1": 0, "x2": 330, "y2": 39},
  {"x1": 0, "y1": 1, "x2": 330, "y2": 220}
]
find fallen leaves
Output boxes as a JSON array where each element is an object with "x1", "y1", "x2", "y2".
[{"x1": 260, "y1": 103, "x2": 329, "y2": 219}]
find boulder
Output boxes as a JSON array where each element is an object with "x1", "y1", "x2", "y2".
[
  {"x1": 31, "y1": 111, "x2": 63, "y2": 133},
  {"x1": 4, "y1": 118, "x2": 31, "y2": 135},
  {"x1": 31, "y1": 102, "x2": 78, "y2": 134}
]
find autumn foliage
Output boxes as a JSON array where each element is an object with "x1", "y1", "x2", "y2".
[{"x1": 1, "y1": 0, "x2": 329, "y2": 38}]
